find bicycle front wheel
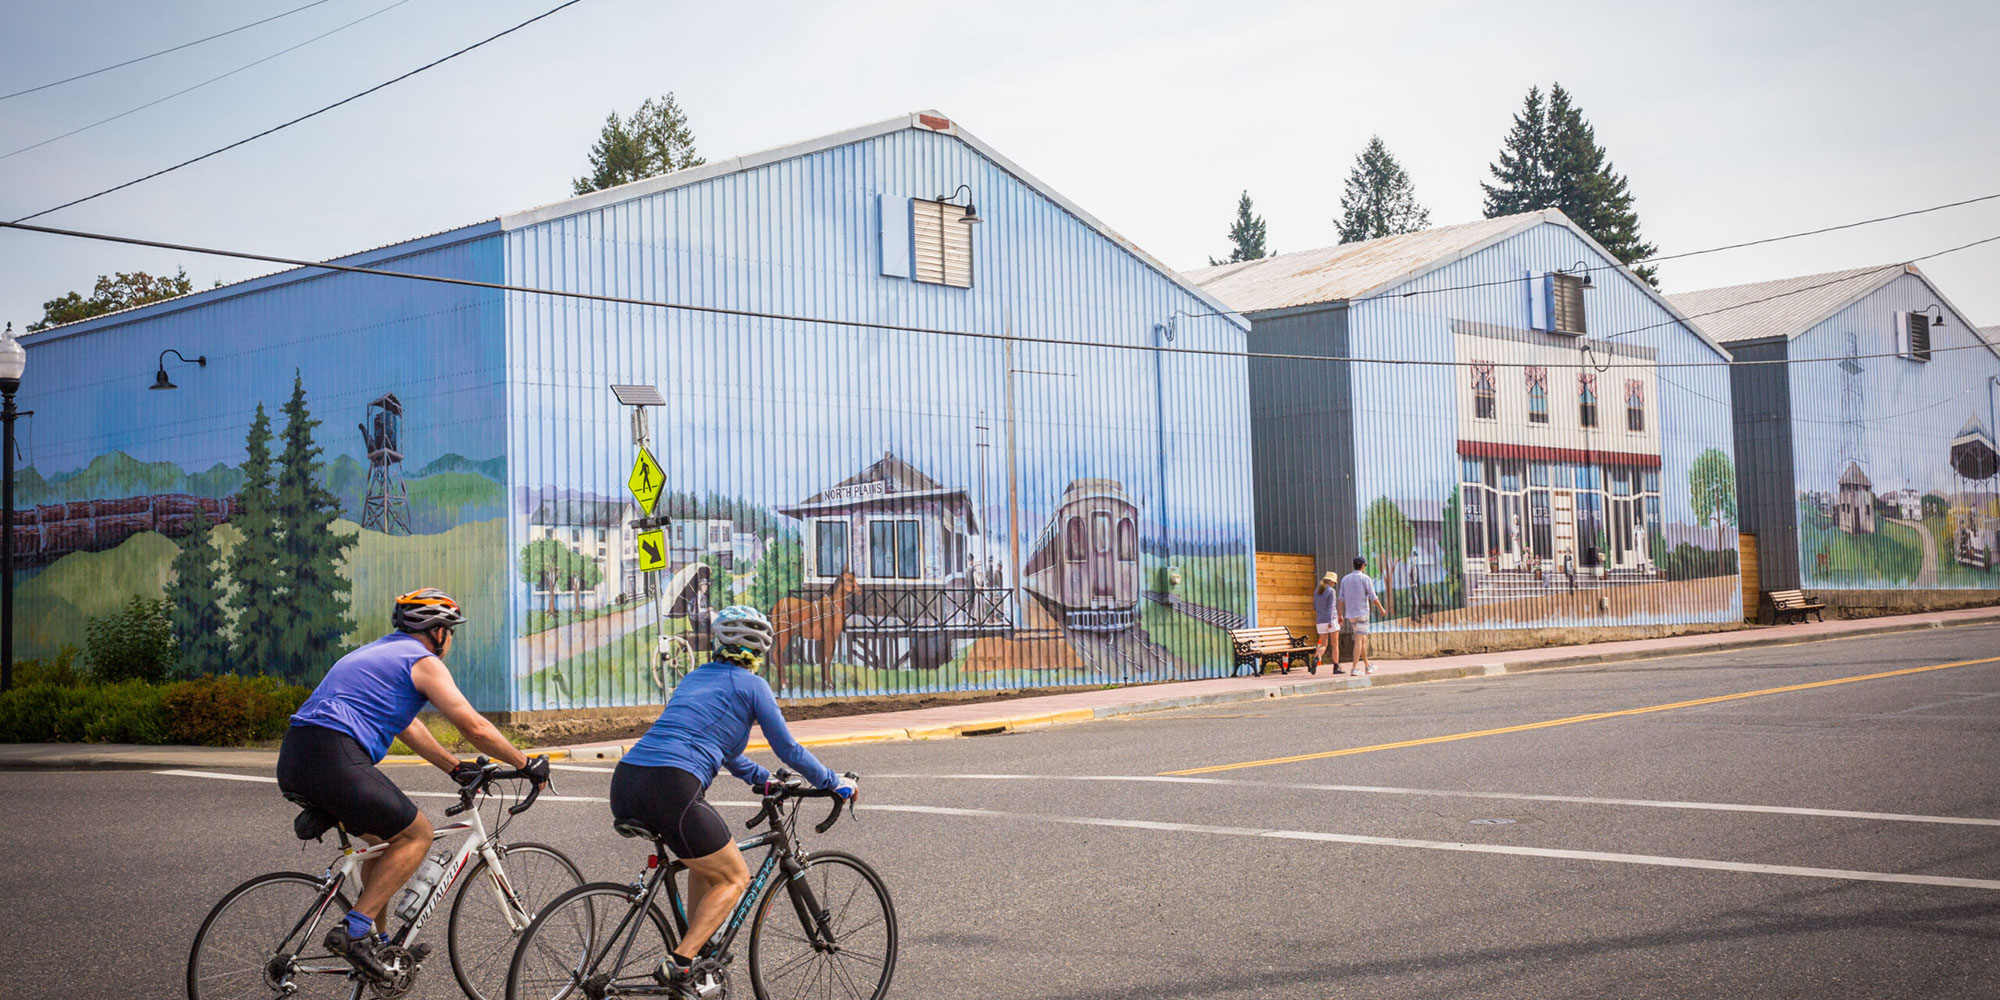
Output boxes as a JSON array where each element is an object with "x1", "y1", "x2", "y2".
[
  {"x1": 448, "y1": 842, "x2": 587, "y2": 1000},
  {"x1": 186, "y1": 871, "x2": 355, "y2": 1000},
  {"x1": 748, "y1": 851, "x2": 897, "y2": 1000},
  {"x1": 505, "y1": 882, "x2": 676, "y2": 1000}
]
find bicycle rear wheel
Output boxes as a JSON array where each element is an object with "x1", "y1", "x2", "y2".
[
  {"x1": 448, "y1": 842, "x2": 587, "y2": 1000},
  {"x1": 186, "y1": 871, "x2": 355, "y2": 1000},
  {"x1": 504, "y1": 882, "x2": 676, "y2": 1000},
  {"x1": 747, "y1": 851, "x2": 896, "y2": 1000}
]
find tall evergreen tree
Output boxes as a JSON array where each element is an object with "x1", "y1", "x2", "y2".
[
  {"x1": 1208, "y1": 191, "x2": 1269, "y2": 266},
  {"x1": 272, "y1": 372, "x2": 355, "y2": 682},
  {"x1": 1483, "y1": 83, "x2": 1660, "y2": 284},
  {"x1": 1337, "y1": 135, "x2": 1431, "y2": 243},
  {"x1": 573, "y1": 93, "x2": 705, "y2": 195},
  {"x1": 228, "y1": 403, "x2": 284, "y2": 676},
  {"x1": 166, "y1": 511, "x2": 231, "y2": 678}
]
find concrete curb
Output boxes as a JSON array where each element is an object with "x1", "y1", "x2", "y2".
[{"x1": 4, "y1": 611, "x2": 1995, "y2": 770}]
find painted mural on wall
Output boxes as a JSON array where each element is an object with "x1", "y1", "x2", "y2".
[
  {"x1": 1792, "y1": 325, "x2": 2000, "y2": 589},
  {"x1": 507, "y1": 315, "x2": 1255, "y2": 711},
  {"x1": 1344, "y1": 288, "x2": 1741, "y2": 634},
  {"x1": 14, "y1": 372, "x2": 510, "y2": 703}
]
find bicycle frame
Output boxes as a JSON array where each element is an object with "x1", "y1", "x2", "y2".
[
  {"x1": 582, "y1": 813, "x2": 840, "y2": 995},
  {"x1": 281, "y1": 802, "x2": 536, "y2": 986}
]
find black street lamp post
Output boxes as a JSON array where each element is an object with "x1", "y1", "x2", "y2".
[{"x1": 1, "y1": 323, "x2": 25, "y2": 692}]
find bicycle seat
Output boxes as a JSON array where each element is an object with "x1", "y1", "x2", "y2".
[
  {"x1": 282, "y1": 791, "x2": 338, "y2": 842},
  {"x1": 612, "y1": 818, "x2": 661, "y2": 841}
]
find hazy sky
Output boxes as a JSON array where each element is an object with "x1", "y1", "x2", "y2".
[{"x1": 3, "y1": 0, "x2": 1997, "y2": 338}]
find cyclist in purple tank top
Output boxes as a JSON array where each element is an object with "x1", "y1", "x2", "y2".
[{"x1": 277, "y1": 588, "x2": 549, "y2": 983}]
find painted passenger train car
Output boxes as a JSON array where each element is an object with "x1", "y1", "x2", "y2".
[{"x1": 1022, "y1": 478, "x2": 1141, "y2": 631}]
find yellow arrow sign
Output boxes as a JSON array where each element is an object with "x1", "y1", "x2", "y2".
[
  {"x1": 627, "y1": 447, "x2": 664, "y2": 514},
  {"x1": 636, "y1": 527, "x2": 667, "y2": 572}
]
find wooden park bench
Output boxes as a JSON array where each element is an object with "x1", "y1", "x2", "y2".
[
  {"x1": 1228, "y1": 625, "x2": 1319, "y2": 676},
  {"x1": 1764, "y1": 589, "x2": 1826, "y2": 625}
]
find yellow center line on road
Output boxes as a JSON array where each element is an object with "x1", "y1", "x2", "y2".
[{"x1": 1161, "y1": 654, "x2": 2000, "y2": 777}]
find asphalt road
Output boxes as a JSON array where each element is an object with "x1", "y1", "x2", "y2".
[{"x1": 6, "y1": 623, "x2": 2000, "y2": 999}]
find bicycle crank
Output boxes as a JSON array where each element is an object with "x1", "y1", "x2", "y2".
[{"x1": 367, "y1": 944, "x2": 425, "y2": 999}]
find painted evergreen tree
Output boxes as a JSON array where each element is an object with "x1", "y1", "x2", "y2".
[
  {"x1": 1336, "y1": 136, "x2": 1431, "y2": 243},
  {"x1": 1208, "y1": 191, "x2": 1269, "y2": 266},
  {"x1": 272, "y1": 372, "x2": 355, "y2": 681},
  {"x1": 166, "y1": 510, "x2": 231, "y2": 678},
  {"x1": 1482, "y1": 83, "x2": 1660, "y2": 284},
  {"x1": 228, "y1": 403, "x2": 284, "y2": 676}
]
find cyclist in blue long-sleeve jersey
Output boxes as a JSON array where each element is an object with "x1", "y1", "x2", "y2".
[{"x1": 610, "y1": 604, "x2": 855, "y2": 996}]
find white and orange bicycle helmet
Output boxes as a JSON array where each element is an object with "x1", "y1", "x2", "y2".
[{"x1": 392, "y1": 588, "x2": 466, "y2": 633}]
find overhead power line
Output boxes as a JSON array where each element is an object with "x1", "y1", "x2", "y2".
[
  {"x1": 4, "y1": 218, "x2": 1995, "y2": 372},
  {"x1": 0, "y1": 0, "x2": 415, "y2": 162},
  {"x1": 0, "y1": 0, "x2": 342, "y2": 101},
  {"x1": 10, "y1": 0, "x2": 588, "y2": 224}
]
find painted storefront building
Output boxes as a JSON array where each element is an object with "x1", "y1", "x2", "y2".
[
  {"x1": 1192, "y1": 210, "x2": 1743, "y2": 639},
  {"x1": 1671, "y1": 266, "x2": 2000, "y2": 599},
  {"x1": 14, "y1": 111, "x2": 1256, "y2": 712}
]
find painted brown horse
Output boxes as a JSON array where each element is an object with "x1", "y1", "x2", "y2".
[{"x1": 770, "y1": 571, "x2": 857, "y2": 692}]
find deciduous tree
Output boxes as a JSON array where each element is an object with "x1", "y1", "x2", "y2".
[
  {"x1": 1360, "y1": 497, "x2": 1415, "y2": 617},
  {"x1": 28, "y1": 268, "x2": 194, "y2": 331},
  {"x1": 1689, "y1": 448, "x2": 1737, "y2": 532}
]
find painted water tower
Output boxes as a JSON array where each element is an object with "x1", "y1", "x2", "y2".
[{"x1": 359, "y1": 393, "x2": 410, "y2": 534}]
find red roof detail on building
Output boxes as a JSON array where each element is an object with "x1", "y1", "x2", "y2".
[{"x1": 1456, "y1": 440, "x2": 1661, "y2": 469}]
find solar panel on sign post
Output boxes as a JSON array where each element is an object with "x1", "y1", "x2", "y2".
[{"x1": 610, "y1": 384, "x2": 665, "y2": 406}]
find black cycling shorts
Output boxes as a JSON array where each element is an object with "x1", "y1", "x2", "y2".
[
  {"x1": 609, "y1": 763, "x2": 731, "y2": 860},
  {"x1": 276, "y1": 724, "x2": 420, "y2": 839}
]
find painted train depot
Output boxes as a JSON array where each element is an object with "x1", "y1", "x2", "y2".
[
  {"x1": 11, "y1": 114, "x2": 1998, "y2": 711},
  {"x1": 12, "y1": 112, "x2": 1258, "y2": 714}
]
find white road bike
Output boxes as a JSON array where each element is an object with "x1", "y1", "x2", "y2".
[{"x1": 186, "y1": 759, "x2": 583, "y2": 1000}]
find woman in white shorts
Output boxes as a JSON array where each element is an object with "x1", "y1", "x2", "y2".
[{"x1": 1312, "y1": 571, "x2": 1341, "y2": 674}]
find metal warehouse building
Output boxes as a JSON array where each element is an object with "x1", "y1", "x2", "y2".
[
  {"x1": 1189, "y1": 210, "x2": 1744, "y2": 654},
  {"x1": 14, "y1": 111, "x2": 1257, "y2": 714},
  {"x1": 1669, "y1": 265, "x2": 2000, "y2": 615}
]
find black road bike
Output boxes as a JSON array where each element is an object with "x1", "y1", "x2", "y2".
[{"x1": 503, "y1": 771, "x2": 895, "y2": 1000}]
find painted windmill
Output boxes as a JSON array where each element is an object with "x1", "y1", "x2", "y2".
[{"x1": 359, "y1": 392, "x2": 411, "y2": 534}]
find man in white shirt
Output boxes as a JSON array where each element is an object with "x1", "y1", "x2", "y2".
[{"x1": 1338, "y1": 557, "x2": 1388, "y2": 675}]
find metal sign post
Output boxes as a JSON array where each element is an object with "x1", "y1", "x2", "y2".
[{"x1": 611, "y1": 384, "x2": 675, "y2": 699}]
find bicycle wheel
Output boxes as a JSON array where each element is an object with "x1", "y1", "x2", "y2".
[
  {"x1": 748, "y1": 851, "x2": 897, "y2": 1000},
  {"x1": 187, "y1": 871, "x2": 355, "y2": 1000},
  {"x1": 505, "y1": 882, "x2": 677, "y2": 1000},
  {"x1": 448, "y1": 842, "x2": 588, "y2": 1000},
  {"x1": 654, "y1": 634, "x2": 695, "y2": 695}
]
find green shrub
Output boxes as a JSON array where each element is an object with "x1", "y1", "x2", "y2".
[
  {"x1": 14, "y1": 646, "x2": 85, "y2": 687},
  {"x1": 161, "y1": 675, "x2": 309, "y2": 746},
  {"x1": 86, "y1": 596, "x2": 177, "y2": 683},
  {"x1": 0, "y1": 680, "x2": 168, "y2": 743},
  {"x1": 1659, "y1": 542, "x2": 1740, "y2": 581}
]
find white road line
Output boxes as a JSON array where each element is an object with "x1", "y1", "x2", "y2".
[
  {"x1": 867, "y1": 773, "x2": 2000, "y2": 828},
  {"x1": 552, "y1": 763, "x2": 616, "y2": 773},
  {"x1": 154, "y1": 768, "x2": 277, "y2": 782},
  {"x1": 863, "y1": 804, "x2": 2000, "y2": 891}
]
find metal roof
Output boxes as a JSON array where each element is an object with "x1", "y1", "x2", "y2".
[
  {"x1": 1663, "y1": 266, "x2": 1904, "y2": 344},
  {"x1": 1184, "y1": 212, "x2": 1551, "y2": 311},
  {"x1": 28, "y1": 110, "x2": 1246, "y2": 341}
]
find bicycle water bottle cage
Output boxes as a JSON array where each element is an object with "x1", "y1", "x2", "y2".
[{"x1": 281, "y1": 791, "x2": 338, "y2": 842}]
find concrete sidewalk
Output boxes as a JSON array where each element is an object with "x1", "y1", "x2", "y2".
[{"x1": 6, "y1": 604, "x2": 1997, "y2": 771}]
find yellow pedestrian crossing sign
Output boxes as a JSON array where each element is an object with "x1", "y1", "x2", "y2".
[
  {"x1": 627, "y1": 447, "x2": 664, "y2": 514},
  {"x1": 636, "y1": 528, "x2": 667, "y2": 572}
]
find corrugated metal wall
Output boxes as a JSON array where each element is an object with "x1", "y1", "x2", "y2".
[
  {"x1": 1245, "y1": 303, "x2": 1356, "y2": 579},
  {"x1": 1726, "y1": 337, "x2": 1800, "y2": 591},
  {"x1": 14, "y1": 232, "x2": 515, "y2": 707},
  {"x1": 1786, "y1": 272, "x2": 2000, "y2": 592},
  {"x1": 500, "y1": 126, "x2": 1257, "y2": 711},
  {"x1": 1342, "y1": 221, "x2": 1743, "y2": 633}
]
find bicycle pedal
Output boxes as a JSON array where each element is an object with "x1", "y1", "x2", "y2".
[{"x1": 405, "y1": 943, "x2": 432, "y2": 963}]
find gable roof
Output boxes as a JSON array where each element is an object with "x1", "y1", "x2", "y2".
[
  {"x1": 1185, "y1": 208, "x2": 1730, "y2": 360},
  {"x1": 1185, "y1": 213, "x2": 1542, "y2": 311},
  {"x1": 1663, "y1": 266, "x2": 1902, "y2": 344},
  {"x1": 27, "y1": 111, "x2": 1244, "y2": 343}
]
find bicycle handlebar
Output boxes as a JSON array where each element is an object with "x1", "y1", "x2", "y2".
[
  {"x1": 444, "y1": 755, "x2": 551, "y2": 817},
  {"x1": 744, "y1": 770, "x2": 860, "y2": 834}
]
